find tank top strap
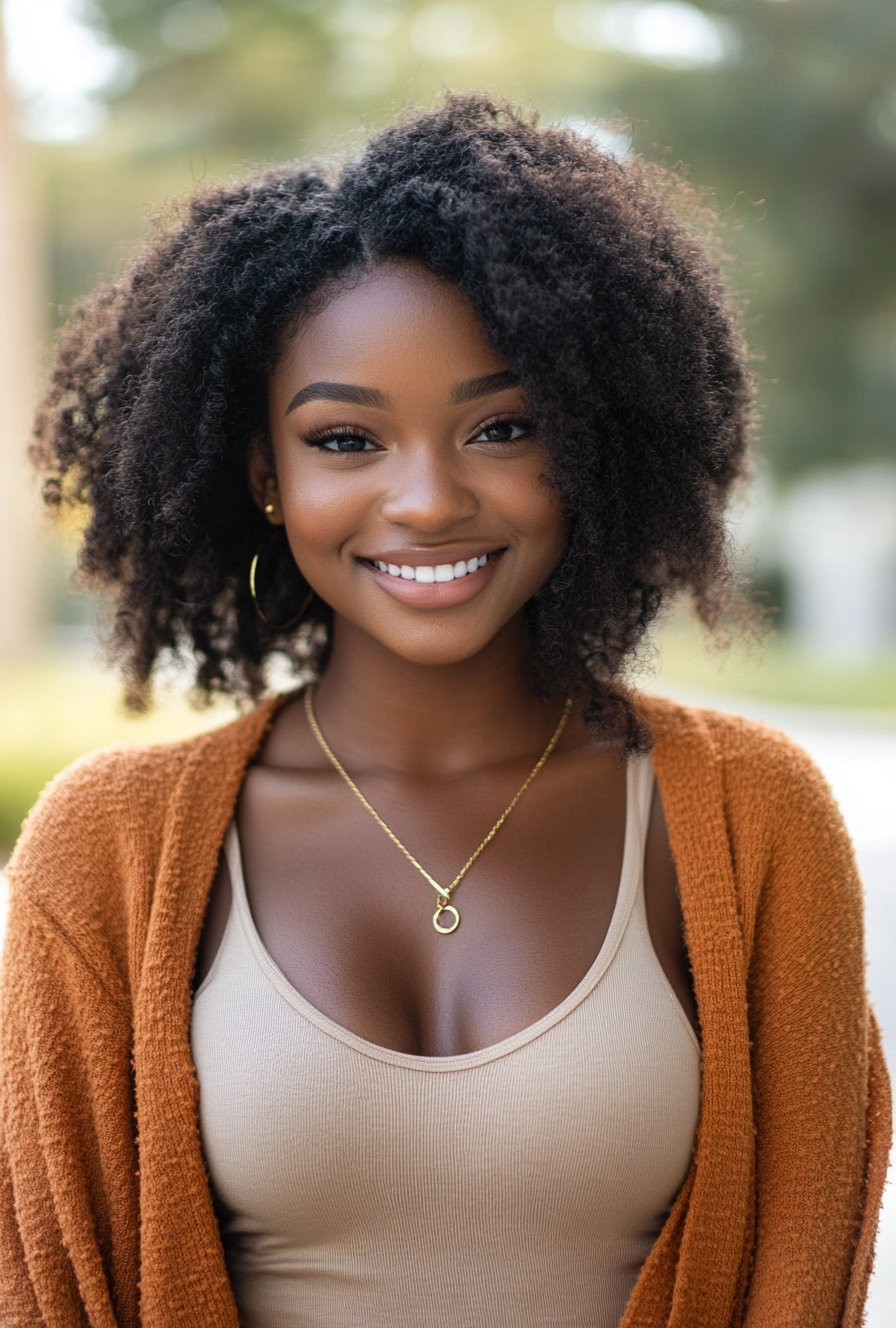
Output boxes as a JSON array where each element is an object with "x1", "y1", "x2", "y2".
[
  {"x1": 627, "y1": 753, "x2": 656, "y2": 869},
  {"x1": 586, "y1": 754, "x2": 653, "y2": 978},
  {"x1": 624, "y1": 753, "x2": 655, "y2": 877},
  {"x1": 623, "y1": 754, "x2": 656, "y2": 924},
  {"x1": 192, "y1": 822, "x2": 247, "y2": 1002},
  {"x1": 224, "y1": 818, "x2": 257, "y2": 933}
]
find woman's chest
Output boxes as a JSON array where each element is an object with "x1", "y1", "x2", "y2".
[
  {"x1": 224, "y1": 751, "x2": 631, "y2": 1055},
  {"x1": 192, "y1": 903, "x2": 701, "y2": 1328}
]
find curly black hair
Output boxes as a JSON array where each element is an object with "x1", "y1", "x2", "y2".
[{"x1": 34, "y1": 93, "x2": 754, "y2": 744}]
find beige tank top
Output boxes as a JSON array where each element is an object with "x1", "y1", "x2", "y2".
[{"x1": 192, "y1": 755, "x2": 701, "y2": 1328}]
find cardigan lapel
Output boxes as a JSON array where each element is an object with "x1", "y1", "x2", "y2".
[
  {"x1": 626, "y1": 695, "x2": 755, "y2": 1328},
  {"x1": 134, "y1": 697, "x2": 282, "y2": 1328}
]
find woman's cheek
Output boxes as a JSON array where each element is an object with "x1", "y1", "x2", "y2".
[
  {"x1": 280, "y1": 465, "x2": 372, "y2": 569},
  {"x1": 486, "y1": 467, "x2": 566, "y2": 565}
]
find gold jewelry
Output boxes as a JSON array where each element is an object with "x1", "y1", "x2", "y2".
[
  {"x1": 303, "y1": 686, "x2": 573, "y2": 934},
  {"x1": 264, "y1": 502, "x2": 275, "y2": 516},
  {"x1": 249, "y1": 549, "x2": 313, "y2": 630}
]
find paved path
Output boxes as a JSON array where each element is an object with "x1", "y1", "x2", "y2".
[{"x1": 1, "y1": 689, "x2": 894, "y2": 1315}]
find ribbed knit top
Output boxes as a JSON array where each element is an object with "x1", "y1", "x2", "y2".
[{"x1": 191, "y1": 756, "x2": 701, "y2": 1328}]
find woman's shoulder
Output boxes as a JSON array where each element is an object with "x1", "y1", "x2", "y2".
[
  {"x1": 639, "y1": 689, "x2": 830, "y2": 779},
  {"x1": 6, "y1": 697, "x2": 282, "y2": 920},
  {"x1": 638, "y1": 690, "x2": 846, "y2": 843},
  {"x1": 639, "y1": 692, "x2": 863, "y2": 965}
]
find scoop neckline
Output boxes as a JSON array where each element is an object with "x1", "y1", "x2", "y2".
[{"x1": 220, "y1": 755, "x2": 652, "y2": 1072}]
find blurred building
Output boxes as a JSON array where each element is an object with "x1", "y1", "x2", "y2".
[{"x1": 780, "y1": 465, "x2": 896, "y2": 663}]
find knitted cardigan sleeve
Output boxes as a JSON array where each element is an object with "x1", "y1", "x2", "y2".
[
  {"x1": 0, "y1": 892, "x2": 139, "y2": 1327},
  {"x1": 0, "y1": 748, "x2": 167, "y2": 1328},
  {"x1": 715, "y1": 717, "x2": 891, "y2": 1326}
]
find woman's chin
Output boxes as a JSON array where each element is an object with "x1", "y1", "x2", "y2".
[
  {"x1": 361, "y1": 633, "x2": 506, "y2": 670},
  {"x1": 333, "y1": 609, "x2": 524, "y2": 670}
]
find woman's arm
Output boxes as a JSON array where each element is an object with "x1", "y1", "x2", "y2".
[
  {"x1": 0, "y1": 883, "x2": 139, "y2": 1328},
  {"x1": 0, "y1": 1113, "x2": 44, "y2": 1325},
  {"x1": 0, "y1": 746, "x2": 150, "y2": 1328},
  {"x1": 743, "y1": 743, "x2": 891, "y2": 1325}
]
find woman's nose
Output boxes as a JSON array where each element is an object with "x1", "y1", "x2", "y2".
[{"x1": 379, "y1": 444, "x2": 478, "y2": 532}]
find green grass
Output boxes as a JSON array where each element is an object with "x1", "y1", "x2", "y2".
[{"x1": 650, "y1": 618, "x2": 896, "y2": 711}]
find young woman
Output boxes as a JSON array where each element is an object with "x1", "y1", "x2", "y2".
[{"x1": 1, "y1": 95, "x2": 889, "y2": 1328}]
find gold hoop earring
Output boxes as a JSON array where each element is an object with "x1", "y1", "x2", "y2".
[{"x1": 249, "y1": 550, "x2": 313, "y2": 630}]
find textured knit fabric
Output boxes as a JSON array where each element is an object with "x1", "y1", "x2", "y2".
[
  {"x1": 191, "y1": 757, "x2": 701, "y2": 1328},
  {"x1": 0, "y1": 693, "x2": 890, "y2": 1328}
]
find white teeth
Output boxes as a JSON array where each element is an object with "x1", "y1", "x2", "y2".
[{"x1": 371, "y1": 553, "x2": 494, "y2": 582}]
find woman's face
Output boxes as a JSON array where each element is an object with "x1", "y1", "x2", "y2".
[{"x1": 256, "y1": 260, "x2": 567, "y2": 667}]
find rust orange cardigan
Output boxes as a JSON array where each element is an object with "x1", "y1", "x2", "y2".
[{"x1": 0, "y1": 693, "x2": 890, "y2": 1327}]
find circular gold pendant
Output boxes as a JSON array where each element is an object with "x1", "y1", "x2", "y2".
[{"x1": 433, "y1": 902, "x2": 460, "y2": 934}]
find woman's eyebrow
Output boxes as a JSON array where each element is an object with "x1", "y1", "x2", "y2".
[
  {"x1": 450, "y1": 370, "x2": 520, "y2": 404},
  {"x1": 285, "y1": 382, "x2": 392, "y2": 415},
  {"x1": 284, "y1": 370, "x2": 519, "y2": 416}
]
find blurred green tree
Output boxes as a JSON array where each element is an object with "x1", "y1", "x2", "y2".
[{"x1": 39, "y1": 0, "x2": 896, "y2": 475}]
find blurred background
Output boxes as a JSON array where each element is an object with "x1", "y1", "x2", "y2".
[{"x1": 0, "y1": 0, "x2": 894, "y2": 1315}]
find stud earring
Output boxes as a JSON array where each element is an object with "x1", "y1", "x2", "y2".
[{"x1": 264, "y1": 503, "x2": 275, "y2": 517}]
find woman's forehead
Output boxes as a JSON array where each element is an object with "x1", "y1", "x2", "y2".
[{"x1": 275, "y1": 261, "x2": 512, "y2": 397}]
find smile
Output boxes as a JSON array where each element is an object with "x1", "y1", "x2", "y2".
[
  {"x1": 359, "y1": 548, "x2": 504, "y2": 608},
  {"x1": 366, "y1": 553, "x2": 493, "y2": 583}
]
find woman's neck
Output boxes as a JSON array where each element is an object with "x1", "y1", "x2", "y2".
[{"x1": 310, "y1": 612, "x2": 567, "y2": 778}]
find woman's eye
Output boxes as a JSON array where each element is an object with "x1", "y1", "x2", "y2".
[
  {"x1": 472, "y1": 419, "x2": 531, "y2": 445},
  {"x1": 318, "y1": 434, "x2": 378, "y2": 453}
]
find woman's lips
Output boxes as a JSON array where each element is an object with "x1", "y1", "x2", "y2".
[
  {"x1": 372, "y1": 552, "x2": 490, "y2": 582},
  {"x1": 360, "y1": 549, "x2": 504, "y2": 607}
]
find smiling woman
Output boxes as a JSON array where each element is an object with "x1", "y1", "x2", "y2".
[
  {"x1": 29, "y1": 94, "x2": 751, "y2": 739},
  {"x1": 1, "y1": 94, "x2": 889, "y2": 1328},
  {"x1": 252, "y1": 263, "x2": 567, "y2": 662}
]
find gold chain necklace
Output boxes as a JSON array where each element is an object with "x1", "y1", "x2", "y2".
[{"x1": 303, "y1": 686, "x2": 573, "y2": 934}]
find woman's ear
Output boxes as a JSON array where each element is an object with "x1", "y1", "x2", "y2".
[{"x1": 247, "y1": 441, "x2": 284, "y2": 525}]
